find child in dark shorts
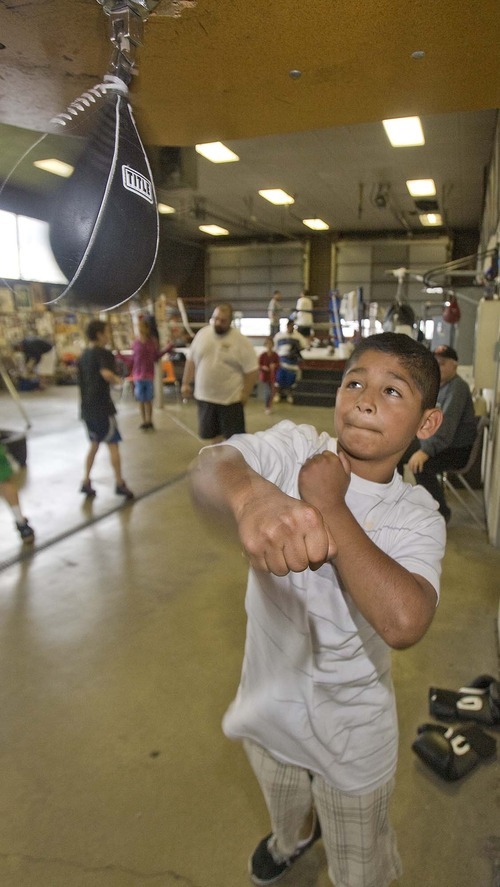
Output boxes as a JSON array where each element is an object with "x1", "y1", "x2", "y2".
[{"x1": 77, "y1": 320, "x2": 134, "y2": 500}]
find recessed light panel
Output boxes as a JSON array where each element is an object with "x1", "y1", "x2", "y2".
[
  {"x1": 419, "y1": 213, "x2": 443, "y2": 227},
  {"x1": 158, "y1": 203, "x2": 175, "y2": 214},
  {"x1": 406, "y1": 178, "x2": 436, "y2": 197},
  {"x1": 382, "y1": 117, "x2": 425, "y2": 147},
  {"x1": 258, "y1": 189, "x2": 294, "y2": 205},
  {"x1": 199, "y1": 224, "x2": 229, "y2": 236},
  {"x1": 303, "y1": 218, "x2": 329, "y2": 230},
  {"x1": 33, "y1": 158, "x2": 74, "y2": 177},
  {"x1": 195, "y1": 142, "x2": 239, "y2": 163}
]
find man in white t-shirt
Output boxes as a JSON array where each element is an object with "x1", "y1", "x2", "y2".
[
  {"x1": 295, "y1": 290, "x2": 314, "y2": 339},
  {"x1": 267, "y1": 289, "x2": 282, "y2": 338},
  {"x1": 189, "y1": 333, "x2": 445, "y2": 887},
  {"x1": 181, "y1": 303, "x2": 258, "y2": 442}
]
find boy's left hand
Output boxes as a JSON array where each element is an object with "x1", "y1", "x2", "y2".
[{"x1": 298, "y1": 450, "x2": 351, "y2": 514}]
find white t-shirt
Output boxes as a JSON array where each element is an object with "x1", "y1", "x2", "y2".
[
  {"x1": 273, "y1": 329, "x2": 307, "y2": 370},
  {"x1": 222, "y1": 420, "x2": 445, "y2": 794},
  {"x1": 295, "y1": 295, "x2": 313, "y2": 327},
  {"x1": 268, "y1": 296, "x2": 280, "y2": 323},
  {"x1": 187, "y1": 325, "x2": 258, "y2": 405}
]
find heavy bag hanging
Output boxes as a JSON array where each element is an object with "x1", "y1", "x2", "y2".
[{"x1": 49, "y1": 84, "x2": 159, "y2": 310}]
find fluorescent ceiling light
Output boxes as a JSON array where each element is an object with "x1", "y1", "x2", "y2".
[
  {"x1": 195, "y1": 142, "x2": 239, "y2": 163},
  {"x1": 258, "y1": 189, "x2": 294, "y2": 205},
  {"x1": 382, "y1": 117, "x2": 425, "y2": 147},
  {"x1": 303, "y1": 218, "x2": 329, "y2": 230},
  {"x1": 158, "y1": 203, "x2": 175, "y2": 214},
  {"x1": 33, "y1": 158, "x2": 74, "y2": 177},
  {"x1": 199, "y1": 224, "x2": 229, "y2": 236},
  {"x1": 419, "y1": 213, "x2": 443, "y2": 227},
  {"x1": 406, "y1": 178, "x2": 436, "y2": 197}
]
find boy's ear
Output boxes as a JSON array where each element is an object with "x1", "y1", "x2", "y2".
[{"x1": 416, "y1": 408, "x2": 443, "y2": 440}]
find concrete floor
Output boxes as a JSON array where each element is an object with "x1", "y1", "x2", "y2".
[{"x1": 0, "y1": 386, "x2": 499, "y2": 887}]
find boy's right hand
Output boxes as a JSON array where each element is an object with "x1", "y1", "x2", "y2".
[{"x1": 236, "y1": 488, "x2": 337, "y2": 576}]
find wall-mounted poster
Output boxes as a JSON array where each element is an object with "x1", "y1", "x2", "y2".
[
  {"x1": 31, "y1": 282, "x2": 47, "y2": 309},
  {"x1": 13, "y1": 284, "x2": 32, "y2": 310},
  {"x1": 0, "y1": 287, "x2": 14, "y2": 313}
]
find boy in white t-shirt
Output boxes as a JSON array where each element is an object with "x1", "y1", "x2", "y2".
[{"x1": 190, "y1": 333, "x2": 445, "y2": 887}]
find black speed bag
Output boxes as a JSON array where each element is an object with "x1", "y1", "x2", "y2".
[{"x1": 49, "y1": 93, "x2": 159, "y2": 310}]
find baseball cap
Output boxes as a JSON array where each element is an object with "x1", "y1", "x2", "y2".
[{"x1": 434, "y1": 344, "x2": 458, "y2": 361}]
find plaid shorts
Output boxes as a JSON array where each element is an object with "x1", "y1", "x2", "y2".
[{"x1": 244, "y1": 740, "x2": 402, "y2": 887}]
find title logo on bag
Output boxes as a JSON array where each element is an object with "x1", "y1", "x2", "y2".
[
  {"x1": 444, "y1": 727, "x2": 470, "y2": 756},
  {"x1": 122, "y1": 166, "x2": 154, "y2": 203}
]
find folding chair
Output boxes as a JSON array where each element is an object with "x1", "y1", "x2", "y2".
[{"x1": 442, "y1": 415, "x2": 489, "y2": 528}]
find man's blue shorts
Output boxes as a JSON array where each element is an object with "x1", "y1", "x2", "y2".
[
  {"x1": 276, "y1": 367, "x2": 298, "y2": 389},
  {"x1": 134, "y1": 379, "x2": 154, "y2": 402},
  {"x1": 84, "y1": 416, "x2": 122, "y2": 444}
]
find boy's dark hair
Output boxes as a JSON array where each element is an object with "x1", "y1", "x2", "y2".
[
  {"x1": 86, "y1": 319, "x2": 107, "y2": 342},
  {"x1": 344, "y1": 333, "x2": 440, "y2": 409}
]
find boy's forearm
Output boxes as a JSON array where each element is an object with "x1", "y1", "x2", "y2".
[
  {"x1": 322, "y1": 503, "x2": 437, "y2": 649},
  {"x1": 190, "y1": 446, "x2": 336, "y2": 574},
  {"x1": 101, "y1": 368, "x2": 120, "y2": 384},
  {"x1": 189, "y1": 445, "x2": 268, "y2": 523}
]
